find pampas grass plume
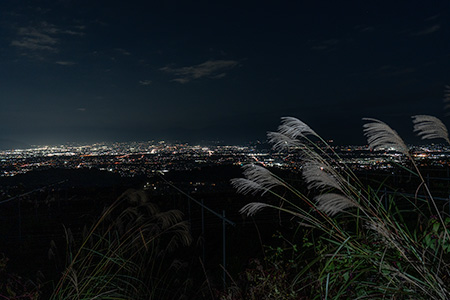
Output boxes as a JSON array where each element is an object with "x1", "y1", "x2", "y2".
[
  {"x1": 362, "y1": 118, "x2": 409, "y2": 155},
  {"x1": 239, "y1": 202, "x2": 272, "y2": 216},
  {"x1": 412, "y1": 115, "x2": 450, "y2": 145},
  {"x1": 302, "y1": 160, "x2": 343, "y2": 192},
  {"x1": 277, "y1": 117, "x2": 318, "y2": 139},
  {"x1": 314, "y1": 193, "x2": 357, "y2": 216}
]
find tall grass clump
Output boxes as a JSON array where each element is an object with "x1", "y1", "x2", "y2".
[
  {"x1": 230, "y1": 115, "x2": 450, "y2": 299},
  {"x1": 50, "y1": 189, "x2": 192, "y2": 300}
]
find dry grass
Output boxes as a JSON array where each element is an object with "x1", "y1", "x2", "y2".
[{"x1": 50, "y1": 189, "x2": 192, "y2": 300}]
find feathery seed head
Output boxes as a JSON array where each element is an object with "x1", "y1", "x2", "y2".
[
  {"x1": 239, "y1": 202, "x2": 271, "y2": 216},
  {"x1": 278, "y1": 117, "x2": 318, "y2": 139},
  {"x1": 314, "y1": 193, "x2": 357, "y2": 216},
  {"x1": 231, "y1": 164, "x2": 284, "y2": 195},
  {"x1": 242, "y1": 163, "x2": 284, "y2": 190},
  {"x1": 366, "y1": 221, "x2": 403, "y2": 253},
  {"x1": 412, "y1": 115, "x2": 450, "y2": 145},
  {"x1": 302, "y1": 160, "x2": 343, "y2": 192},
  {"x1": 267, "y1": 131, "x2": 303, "y2": 152},
  {"x1": 362, "y1": 118, "x2": 409, "y2": 155},
  {"x1": 155, "y1": 210, "x2": 184, "y2": 230},
  {"x1": 230, "y1": 178, "x2": 265, "y2": 195}
]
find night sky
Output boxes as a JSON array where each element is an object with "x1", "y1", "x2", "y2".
[{"x1": 1, "y1": 1, "x2": 449, "y2": 145}]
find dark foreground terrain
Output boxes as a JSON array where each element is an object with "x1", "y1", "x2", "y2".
[{"x1": 0, "y1": 165, "x2": 294, "y2": 298}]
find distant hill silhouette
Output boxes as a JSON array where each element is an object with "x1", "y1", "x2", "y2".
[{"x1": 0, "y1": 139, "x2": 30, "y2": 150}]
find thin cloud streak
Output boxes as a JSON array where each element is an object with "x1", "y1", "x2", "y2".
[
  {"x1": 310, "y1": 38, "x2": 341, "y2": 51},
  {"x1": 139, "y1": 80, "x2": 152, "y2": 86},
  {"x1": 378, "y1": 65, "x2": 416, "y2": 76},
  {"x1": 115, "y1": 48, "x2": 131, "y2": 56},
  {"x1": 56, "y1": 61, "x2": 76, "y2": 65},
  {"x1": 413, "y1": 24, "x2": 440, "y2": 36},
  {"x1": 160, "y1": 59, "x2": 239, "y2": 83},
  {"x1": 11, "y1": 27, "x2": 58, "y2": 51},
  {"x1": 10, "y1": 21, "x2": 84, "y2": 54}
]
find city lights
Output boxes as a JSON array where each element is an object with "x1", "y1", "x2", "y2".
[{"x1": 1, "y1": 142, "x2": 449, "y2": 177}]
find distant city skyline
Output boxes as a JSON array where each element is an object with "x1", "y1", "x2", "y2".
[
  {"x1": 1, "y1": 1, "x2": 449, "y2": 145},
  {"x1": 2, "y1": 139, "x2": 449, "y2": 178}
]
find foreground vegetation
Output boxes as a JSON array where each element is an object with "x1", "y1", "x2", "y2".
[
  {"x1": 49, "y1": 189, "x2": 193, "y2": 299},
  {"x1": 225, "y1": 115, "x2": 450, "y2": 299}
]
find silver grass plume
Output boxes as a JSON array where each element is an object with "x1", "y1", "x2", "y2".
[
  {"x1": 239, "y1": 202, "x2": 272, "y2": 216},
  {"x1": 302, "y1": 160, "x2": 343, "y2": 192},
  {"x1": 267, "y1": 131, "x2": 303, "y2": 152},
  {"x1": 314, "y1": 193, "x2": 357, "y2": 216},
  {"x1": 231, "y1": 164, "x2": 284, "y2": 195},
  {"x1": 366, "y1": 221, "x2": 403, "y2": 255},
  {"x1": 412, "y1": 115, "x2": 450, "y2": 145},
  {"x1": 362, "y1": 118, "x2": 409, "y2": 155},
  {"x1": 278, "y1": 117, "x2": 318, "y2": 139},
  {"x1": 242, "y1": 163, "x2": 284, "y2": 190},
  {"x1": 154, "y1": 210, "x2": 185, "y2": 230},
  {"x1": 230, "y1": 178, "x2": 265, "y2": 195}
]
